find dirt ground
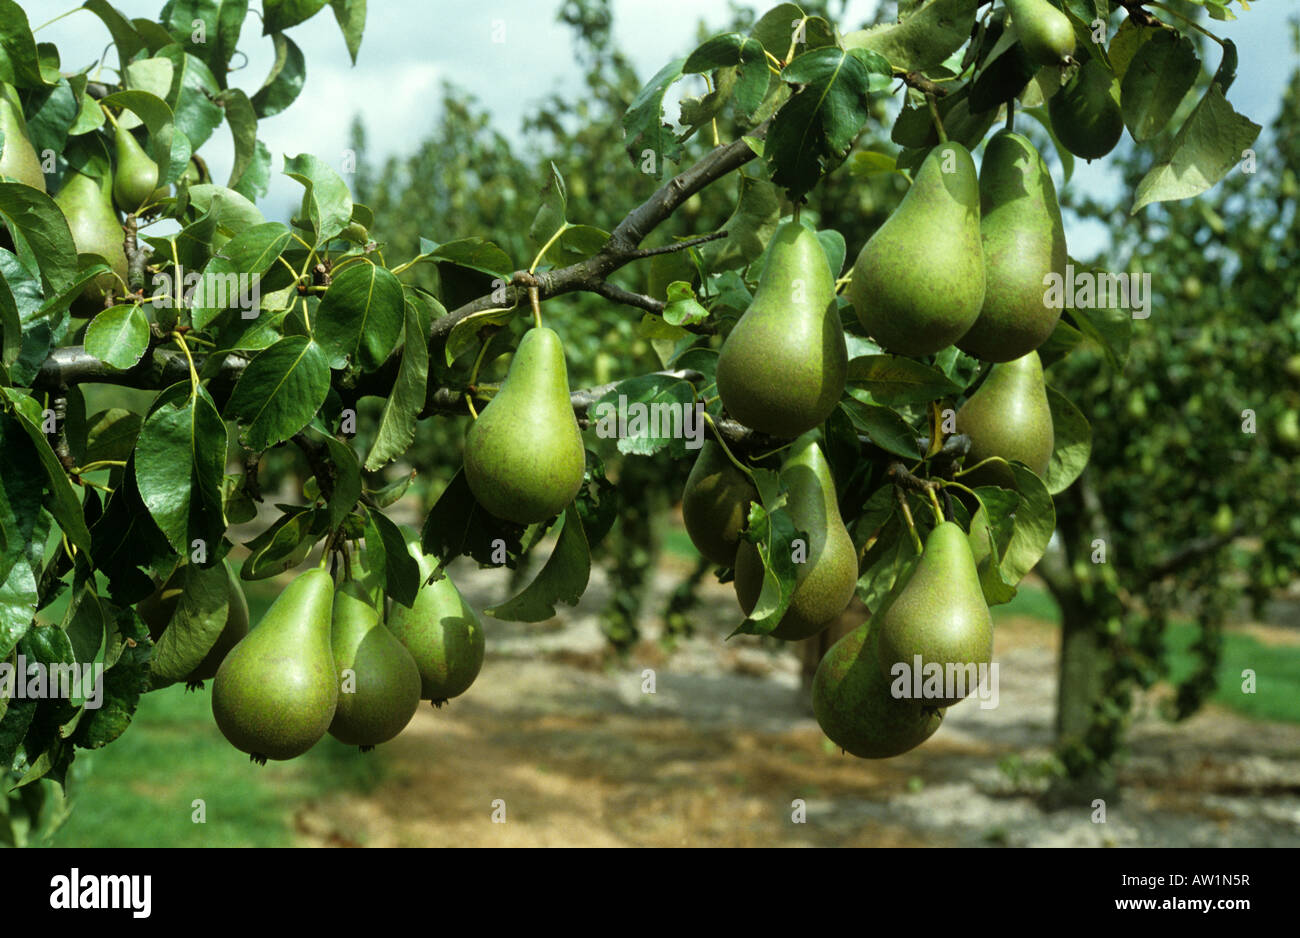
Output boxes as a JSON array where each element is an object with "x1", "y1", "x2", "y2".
[{"x1": 291, "y1": 553, "x2": 1300, "y2": 848}]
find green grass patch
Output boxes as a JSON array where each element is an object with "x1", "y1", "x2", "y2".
[
  {"x1": 1164, "y1": 622, "x2": 1300, "y2": 724},
  {"x1": 991, "y1": 582, "x2": 1061, "y2": 625}
]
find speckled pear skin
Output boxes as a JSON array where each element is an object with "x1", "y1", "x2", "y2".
[
  {"x1": 715, "y1": 222, "x2": 846, "y2": 438},
  {"x1": 0, "y1": 82, "x2": 45, "y2": 191},
  {"x1": 212, "y1": 568, "x2": 337, "y2": 762},
  {"x1": 463, "y1": 326, "x2": 586, "y2": 524},
  {"x1": 1007, "y1": 0, "x2": 1076, "y2": 67},
  {"x1": 327, "y1": 581, "x2": 422, "y2": 747},
  {"x1": 1049, "y1": 58, "x2": 1123, "y2": 160},
  {"x1": 848, "y1": 142, "x2": 985, "y2": 357},
  {"x1": 681, "y1": 440, "x2": 758, "y2": 567},
  {"x1": 957, "y1": 132, "x2": 1067, "y2": 362},
  {"x1": 955, "y1": 350, "x2": 1055, "y2": 488},
  {"x1": 386, "y1": 533, "x2": 485, "y2": 703},
  {"x1": 813, "y1": 620, "x2": 945, "y2": 759},
  {"x1": 875, "y1": 521, "x2": 993, "y2": 708},
  {"x1": 734, "y1": 437, "x2": 858, "y2": 641},
  {"x1": 54, "y1": 167, "x2": 127, "y2": 311}
]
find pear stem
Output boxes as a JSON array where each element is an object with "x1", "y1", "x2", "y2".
[
  {"x1": 703, "y1": 412, "x2": 753, "y2": 479},
  {"x1": 171, "y1": 332, "x2": 199, "y2": 392},
  {"x1": 1146, "y1": 2, "x2": 1226, "y2": 46},
  {"x1": 925, "y1": 486, "x2": 944, "y2": 525},
  {"x1": 464, "y1": 393, "x2": 479, "y2": 419},
  {"x1": 895, "y1": 489, "x2": 923, "y2": 553},
  {"x1": 925, "y1": 93, "x2": 948, "y2": 144},
  {"x1": 529, "y1": 286, "x2": 542, "y2": 328},
  {"x1": 530, "y1": 223, "x2": 571, "y2": 274},
  {"x1": 953, "y1": 457, "x2": 1003, "y2": 479}
]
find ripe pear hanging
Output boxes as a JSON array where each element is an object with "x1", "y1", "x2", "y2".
[
  {"x1": 875, "y1": 521, "x2": 993, "y2": 709},
  {"x1": 463, "y1": 326, "x2": 586, "y2": 524},
  {"x1": 386, "y1": 529, "x2": 485, "y2": 704},
  {"x1": 714, "y1": 221, "x2": 846, "y2": 438},
  {"x1": 848, "y1": 142, "x2": 985, "y2": 357},
  {"x1": 957, "y1": 132, "x2": 1067, "y2": 362},
  {"x1": 1049, "y1": 58, "x2": 1123, "y2": 160},
  {"x1": 112, "y1": 122, "x2": 163, "y2": 213},
  {"x1": 681, "y1": 439, "x2": 758, "y2": 567},
  {"x1": 1007, "y1": 0, "x2": 1076, "y2": 67},
  {"x1": 734, "y1": 436, "x2": 858, "y2": 640},
  {"x1": 812, "y1": 620, "x2": 944, "y2": 759},
  {"x1": 211, "y1": 567, "x2": 338, "y2": 762},
  {"x1": 0, "y1": 82, "x2": 45, "y2": 191},
  {"x1": 955, "y1": 350, "x2": 1055, "y2": 488},
  {"x1": 327, "y1": 581, "x2": 422, "y2": 748},
  {"x1": 138, "y1": 559, "x2": 250, "y2": 683},
  {"x1": 54, "y1": 167, "x2": 128, "y2": 313}
]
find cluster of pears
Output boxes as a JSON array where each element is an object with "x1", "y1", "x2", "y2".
[
  {"x1": 463, "y1": 325, "x2": 587, "y2": 525},
  {"x1": 141, "y1": 533, "x2": 484, "y2": 763},
  {"x1": 814, "y1": 521, "x2": 994, "y2": 758}
]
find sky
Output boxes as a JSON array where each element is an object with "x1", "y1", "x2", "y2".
[{"x1": 30, "y1": 0, "x2": 1298, "y2": 260}]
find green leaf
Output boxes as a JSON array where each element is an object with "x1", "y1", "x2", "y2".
[
  {"x1": 843, "y1": 0, "x2": 981, "y2": 71},
  {"x1": 263, "y1": 0, "x2": 328, "y2": 33},
  {"x1": 307, "y1": 425, "x2": 361, "y2": 532},
  {"x1": 251, "y1": 32, "x2": 306, "y2": 119},
  {"x1": 845, "y1": 355, "x2": 961, "y2": 406},
  {"x1": 367, "y1": 469, "x2": 414, "y2": 509},
  {"x1": 365, "y1": 506, "x2": 420, "y2": 607},
  {"x1": 1131, "y1": 84, "x2": 1261, "y2": 214},
  {"x1": 731, "y1": 468, "x2": 800, "y2": 635},
  {"x1": 283, "y1": 152, "x2": 352, "y2": 247},
  {"x1": 240, "y1": 507, "x2": 320, "y2": 580},
  {"x1": 967, "y1": 490, "x2": 1019, "y2": 605},
  {"x1": 0, "y1": 0, "x2": 49, "y2": 87},
  {"x1": 155, "y1": 44, "x2": 225, "y2": 151},
  {"x1": 998, "y1": 465, "x2": 1055, "y2": 584},
  {"x1": 0, "y1": 184, "x2": 78, "y2": 296},
  {"x1": 313, "y1": 262, "x2": 403, "y2": 370},
  {"x1": 0, "y1": 388, "x2": 92, "y2": 556},
  {"x1": 364, "y1": 294, "x2": 429, "y2": 470},
  {"x1": 528, "y1": 162, "x2": 569, "y2": 250},
  {"x1": 1213, "y1": 38, "x2": 1237, "y2": 94},
  {"x1": 750, "y1": 3, "x2": 808, "y2": 59},
  {"x1": 590, "y1": 374, "x2": 697, "y2": 457},
  {"x1": 185, "y1": 183, "x2": 266, "y2": 234},
  {"x1": 701, "y1": 171, "x2": 781, "y2": 273},
  {"x1": 81, "y1": 0, "x2": 145, "y2": 69},
  {"x1": 841, "y1": 400, "x2": 920, "y2": 459},
  {"x1": 0, "y1": 412, "x2": 43, "y2": 589},
  {"x1": 420, "y1": 469, "x2": 526, "y2": 570},
  {"x1": 662, "y1": 281, "x2": 709, "y2": 327},
  {"x1": 329, "y1": 0, "x2": 366, "y2": 64},
  {"x1": 767, "y1": 47, "x2": 876, "y2": 202},
  {"x1": 224, "y1": 335, "x2": 331, "y2": 449},
  {"x1": 856, "y1": 515, "x2": 921, "y2": 615},
  {"x1": 83, "y1": 408, "x2": 141, "y2": 465},
  {"x1": 413, "y1": 236, "x2": 513, "y2": 280},
  {"x1": 621, "y1": 57, "x2": 686, "y2": 176},
  {"x1": 0, "y1": 275, "x2": 20, "y2": 369},
  {"x1": 485, "y1": 505, "x2": 591, "y2": 622},
  {"x1": 72, "y1": 604, "x2": 150, "y2": 749},
  {"x1": 216, "y1": 87, "x2": 258, "y2": 187},
  {"x1": 1120, "y1": 31, "x2": 1199, "y2": 143},
  {"x1": 84, "y1": 304, "x2": 150, "y2": 370},
  {"x1": 444, "y1": 305, "x2": 516, "y2": 366},
  {"x1": 134, "y1": 382, "x2": 227, "y2": 555},
  {"x1": 1044, "y1": 384, "x2": 1091, "y2": 495}
]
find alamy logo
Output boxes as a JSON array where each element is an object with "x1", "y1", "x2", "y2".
[
  {"x1": 0, "y1": 655, "x2": 103, "y2": 709},
  {"x1": 1043, "y1": 263, "x2": 1152, "y2": 319},
  {"x1": 49, "y1": 869, "x2": 151, "y2": 918},
  {"x1": 151, "y1": 263, "x2": 261, "y2": 318},
  {"x1": 889, "y1": 657, "x2": 999, "y2": 709},
  {"x1": 591, "y1": 396, "x2": 706, "y2": 450}
]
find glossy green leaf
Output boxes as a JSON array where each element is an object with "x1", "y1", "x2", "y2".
[
  {"x1": 364, "y1": 294, "x2": 429, "y2": 470},
  {"x1": 224, "y1": 335, "x2": 331, "y2": 449},
  {"x1": 485, "y1": 505, "x2": 591, "y2": 622},
  {"x1": 313, "y1": 261, "x2": 403, "y2": 370},
  {"x1": 148, "y1": 560, "x2": 230, "y2": 687},
  {"x1": 250, "y1": 31, "x2": 306, "y2": 118},
  {"x1": 283, "y1": 152, "x2": 351, "y2": 247},
  {"x1": 84, "y1": 304, "x2": 150, "y2": 370}
]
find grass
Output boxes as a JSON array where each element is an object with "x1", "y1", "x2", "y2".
[{"x1": 1164, "y1": 622, "x2": 1300, "y2": 724}]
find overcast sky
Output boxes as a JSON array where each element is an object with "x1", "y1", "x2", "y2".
[{"x1": 33, "y1": 0, "x2": 1296, "y2": 260}]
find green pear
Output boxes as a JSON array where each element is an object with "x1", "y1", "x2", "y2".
[
  {"x1": 681, "y1": 439, "x2": 758, "y2": 567},
  {"x1": 955, "y1": 351, "x2": 1055, "y2": 488},
  {"x1": 112, "y1": 123, "x2": 161, "y2": 214},
  {"x1": 327, "y1": 581, "x2": 422, "y2": 748},
  {"x1": 714, "y1": 222, "x2": 847, "y2": 438},
  {"x1": 848, "y1": 142, "x2": 985, "y2": 357},
  {"x1": 0, "y1": 82, "x2": 45, "y2": 191},
  {"x1": 1048, "y1": 58, "x2": 1123, "y2": 160},
  {"x1": 812, "y1": 620, "x2": 944, "y2": 759},
  {"x1": 463, "y1": 326, "x2": 585, "y2": 524},
  {"x1": 957, "y1": 132, "x2": 1067, "y2": 362},
  {"x1": 875, "y1": 521, "x2": 993, "y2": 708},
  {"x1": 734, "y1": 437, "x2": 858, "y2": 640},
  {"x1": 54, "y1": 167, "x2": 127, "y2": 313},
  {"x1": 387, "y1": 530, "x2": 485, "y2": 704},
  {"x1": 138, "y1": 559, "x2": 250, "y2": 683},
  {"x1": 1007, "y1": 0, "x2": 1075, "y2": 67},
  {"x1": 211, "y1": 567, "x2": 338, "y2": 762}
]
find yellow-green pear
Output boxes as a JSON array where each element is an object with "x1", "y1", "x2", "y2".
[
  {"x1": 112, "y1": 123, "x2": 161, "y2": 213},
  {"x1": 463, "y1": 326, "x2": 585, "y2": 524},
  {"x1": 813, "y1": 620, "x2": 944, "y2": 759},
  {"x1": 211, "y1": 567, "x2": 337, "y2": 762},
  {"x1": 1007, "y1": 0, "x2": 1075, "y2": 67},
  {"x1": 848, "y1": 142, "x2": 985, "y2": 357},
  {"x1": 0, "y1": 82, "x2": 45, "y2": 191},
  {"x1": 734, "y1": 436, "x2": 857, "y2": 641},
  {"x1": 1049, "y1": 58, "x2": 1123, "y2": 160},
  {"x1": 386, "y1": 527, "x2": 485, "y2": 704},
  {"x1": 327, "y1": 581, "x2": 422, "y2": 748},
  {"x1": 715, "y1": 221, "x2": 847, "y2": 438},
  {"x1": 681, "y1": 439, "x2": 757, "y2": 567},
  {"x1": 875, "y1": 521, "x2": 993, "y2": 708},
  {"x1": 54, "y1": 167, "x2": 127, "y2": 313},
  {"x1": 955, "y1": 351, "x2": 1055, "y2": 488},
  {"x1": 957, "y1": 132, "x2": 1067, "y2": 362}
]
